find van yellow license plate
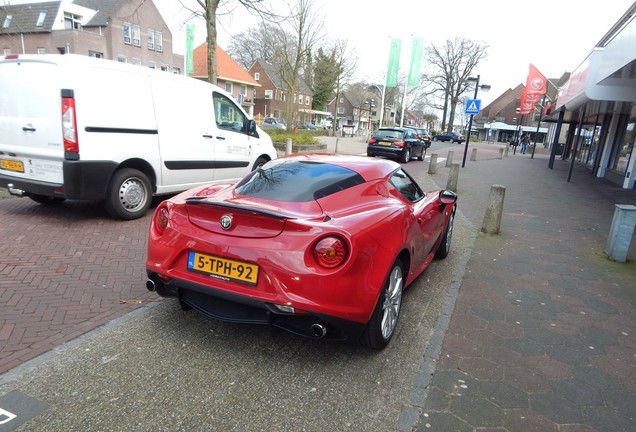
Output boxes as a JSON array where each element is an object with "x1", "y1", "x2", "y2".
[
  {"x1": 0, "y1": 159, "x2": 24, "y2": 173},
  {"x1": 187, "y1": 251, "x2": 259, "y2": 285}
]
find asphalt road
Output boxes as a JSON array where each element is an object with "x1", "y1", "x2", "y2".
[{"x1": 0, "y1": 139, "x2": 476, "y2": 431}]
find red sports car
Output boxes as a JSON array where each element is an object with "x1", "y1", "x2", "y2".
[{"x1": 145, "y1": 154, "x2": 457, "y2": 349}]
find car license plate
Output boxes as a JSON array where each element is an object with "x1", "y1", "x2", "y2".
[
  {"x1": 187, "y1": 251, "x2": 259, "y2": 285},
  {"x1": 379, "y1": 141, "x2": 392, "y2": 146},
  {"x1": 0, "y1": 159, "x2": 24, "y2": 173}
]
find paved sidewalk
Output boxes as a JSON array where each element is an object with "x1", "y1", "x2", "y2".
[{"x1": 409, "y1": 143, "x2": 636, "y2": 431}]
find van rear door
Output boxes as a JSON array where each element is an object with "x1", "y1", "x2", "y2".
[{"x1": 0, "y1": 58, "x2": 64, "y2": 185}]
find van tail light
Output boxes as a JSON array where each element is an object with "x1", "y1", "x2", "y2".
[{"x1": 61, "y1": 92, "x2": 79, "y2": 154}]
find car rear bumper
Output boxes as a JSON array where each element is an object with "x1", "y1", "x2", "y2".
[
  {"x1": 367, "y1": 145, "x2": 405, "y2": 159},
  {"x1": 146, "y1": 271, "x2": 367, "y2": 341}
]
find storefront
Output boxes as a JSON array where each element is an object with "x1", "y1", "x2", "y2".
[{"x1": 545, "y1": 4, "x2": 636, "y2": 189}]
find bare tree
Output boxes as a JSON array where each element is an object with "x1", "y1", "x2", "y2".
[
  {"x1": 328, "y1": 39, "x2": 358, "y2": 136},
  {"x1": 181, "y1": 0, "x2": 279, "y2": 83},
  {"x1": 425, "y1": 38, "x2": 488, "y2": 131},
  {"x1": 226, "y1": 22, "x2": 279, "y2": 69}
]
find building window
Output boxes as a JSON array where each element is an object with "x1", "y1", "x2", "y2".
[
  {"x1": 2, "y1": 15, "x2": 11, "y2": 29},
  {"x1": 337, "y1": 107, "x2": 345, "y2": 114},
  {"x1": 305, "y1": 96, "x2": 310, "y2": 105},
  {"x1": 155, "y1": 32, "x2": 162, "y2": 52},
  {"x1": 264, "y1": 89, "x2": 273, "y2": 99},
  {"x1": 254, "y1": 72, "x2": 260, "y2": 80},
  {"x1": 3, "y1": 48, "x2": 11, "y2": 55},
  {"x1": 161, "y1": 65, "x2": 168, "y2": 72},
  {"x1": 36, "y1": 12, "x2": 46, "y2": 27},
  {"x1": 37, "y1": 48, "x2": 45, "y2": 54},
  {"x1": 132, "y1": 58, "x2": 141, "y2": 66},
  {"x1": 173, "y1": 67, "x2": 181, "y2": 74},
  {"x1": 57, "y1": 47, "x2": 66, "y2": 54},
  {"x1": 88, "y1": 51, "x2": 103, "y2": 58},
  {"x1": 148, "y1": 62, "x2": 157, "y2": 69},
  {"x1": 63, "y1": 12, "x2": 82, "y2": 30},
  {"x1": 240, "y1": 85, "x2": 247, "y2": 96},
  {"x1": 225, "y1": 82, "x2": 233, "y2": 93},
  {"x1": 123, "y1": 23, "x2": 131, "y2": 44},
  {"x1": 339, "y1": 97, "x2": 344, "y2": 103},
  {"x1": 147, "y1": 30, "x2": 155, "y2": 50},
  {"x1": 132, "y1": 25, "x2": 141, "y2": 47},
  {"x1": 118, "y1": 55, "x2": 127, "y2": 63}
]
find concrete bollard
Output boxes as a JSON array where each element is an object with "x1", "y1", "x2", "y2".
[
  {"x1": 335, "y1": 138, "x2": 340, "y2": 154},
  {"x1": 446, "y1": 163, "x2": 459, "y2": 192},
  {"x1": 606, "y1": 204, "x2": 636, "y2": 262},
  {"x1": 445, "y1": 150, "x2": 454, "y2": 167},
  {"x1": 471, "y1": 147, "x2": 478, "y2": 161},
  {"x1": 499, "y1": 147, "x2": 504, "y2": 159},
  {"x1": 428, "y1": 153, "x2": 438, "y2": 174},
  {"x1": 481, "y1": 184, "x2": 506, "y2": 234},
  {"x1": 285, "y1": 138, "x2": 292, "y2": 155},
  {"x1": 504, "y1": 145, "x2": 509, "y2": 157}
]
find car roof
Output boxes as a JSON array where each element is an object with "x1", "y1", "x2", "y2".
[{"x1": 265, "y1": 154, "x2": 400, "y2": 181}]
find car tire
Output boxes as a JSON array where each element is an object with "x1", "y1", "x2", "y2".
[
  {"x1": 28, "y1": 194, "x2": 66, "y2": 205},
  {"x1": 417, "y1": 147, "x2": 426, "y2": 161},
  {"x1": 435, "y1": 211, "x2": 454, "y2": 259},
  {"x1": 361, "y1": 259, "x2": 404, "y2": 349},
  {"x1": 400, "y1": 148, "x2": 410, "y2": 164},
  {"x1": 251, "y1": 156, "x2": 269, "y2": 171},
  {"x1": 103, "y1": 168, "x2": 152, "y2": 220}
]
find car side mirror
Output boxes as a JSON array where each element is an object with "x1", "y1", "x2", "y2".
[{"x1": 439, "y1": 190, "x2": 458, "y2": 212}]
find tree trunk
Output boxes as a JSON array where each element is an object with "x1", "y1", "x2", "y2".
[{"x1": 205, "y1": 0, "x2": 220, "y2": 84}]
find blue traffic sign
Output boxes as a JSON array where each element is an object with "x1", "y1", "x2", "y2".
[{"x1": 465, "y1": 99, "x2": 481, "y2": 115}]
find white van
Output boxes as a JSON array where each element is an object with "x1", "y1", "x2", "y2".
[{"x1": 0, "y1": 54, "x2": 278, "y2": 220}]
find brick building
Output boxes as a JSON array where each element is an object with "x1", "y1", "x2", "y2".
[{"x1": 0, "y1": 0, "x2": 183, "y2": 73}]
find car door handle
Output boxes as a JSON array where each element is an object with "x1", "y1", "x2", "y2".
[
  {"x1": 202, "y1": 134, "x2": 214, "y2": 138},
  {"x1": 216, "y1": 136, "x2": 226, "y2": 141},
  {"x1": 22, "y1": 126, "x2": 36, "y2": 132}
]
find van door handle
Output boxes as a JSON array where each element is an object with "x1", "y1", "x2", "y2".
[
  {"x1": 202, "y1": 134, "x2": 214, "y2": 138},
  {"x1": 216, "y1": 136, "x2": 226, "y2": 141},
  {"x1": 22, "y1": 126, "x2": 36, "y2": 132}
]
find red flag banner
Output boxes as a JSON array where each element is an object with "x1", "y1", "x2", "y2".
[
  {"x1": 519, "y1": 87, "x2": 536, "y2": 115},
  {"x1": 525, "y1": 64, "x2": 547, "y2": 95}
]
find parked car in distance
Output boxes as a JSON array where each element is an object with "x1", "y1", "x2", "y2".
[
  {"x1": 411, "y1": 127, "x2": 432, "y2": 147},
  {"x1": 367, "y1": 127, "x2": 427, "y2": 163},
  {"x1": 299, "y1": 122, "x2": 317, "y2": 130},
  {"x1": 145, "y1": 154, "x2": 458, "y2": 349},
  {"x1": 261, "y1": 117, "x2": 287, "y2": 130},
  {"x1": 433, "y1": 131, "x2": 465, "y2": 144}
]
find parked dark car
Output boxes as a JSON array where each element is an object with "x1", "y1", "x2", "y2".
[
  {"x1": 413, "y1": 128, "x2": 432, "y2": 146},
  {"x1": 433, "y1": 131, "x2": 465, "y2": 144},
  {"x1": 367, "y1": 127, "x2": 427, "y2": 163}
]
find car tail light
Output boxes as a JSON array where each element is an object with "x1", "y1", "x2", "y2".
[
  {"x1": 313, "y1": 236, "x2": 348, "y2": 268},
  {"x1": 61, "y1": 96, "x2": 79, "y2": 153},
  {"x1": 368, "y1": 138, "x2": 377, "y2": 144},
  {"x1": 394, "y1": 140, "x2": 405, "y2": 148},
  {"x1": 154, "y1": 207, "x2": 170, "y2": 234}
]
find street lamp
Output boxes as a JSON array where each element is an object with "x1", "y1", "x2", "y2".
[
  {"x1": 365, "y1": 98, "x2": 375, "y2": 130},
  {"x1": 462, "y1": 75, "x2": 491, "y2": 167}
]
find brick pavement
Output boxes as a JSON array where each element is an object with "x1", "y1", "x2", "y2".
[
  {"x1": 410, "y1": 143, "x2": 636, "y2": 431},
  {"x1": 0, "y1": 199, "x2": 155, "y2": 375}
]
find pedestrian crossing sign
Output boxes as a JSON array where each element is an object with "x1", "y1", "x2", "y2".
[{"x1": 465, "y1": 99, "x2": 481, "y2": 115}]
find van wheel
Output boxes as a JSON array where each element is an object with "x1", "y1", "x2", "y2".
[
  {"x1": 251, "y1": 157, "x2": 268, "y2": 171},
  {"x1": 29, "y1": 194, "x2": 66, "y2": 205},
  {"x1": 103, "y1": 168, "x2": 152, "y2": 220}
]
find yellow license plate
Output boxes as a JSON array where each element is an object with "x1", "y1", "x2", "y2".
[
  {"x1": 378, "y1": 141, "x2": 392, "y2": 146},
  {"x1": 187, "y1": 251, "x2": 259, "y2": 285},
  {"x1": 0, "y1": 159, "x2": 24, "y2": 173}
]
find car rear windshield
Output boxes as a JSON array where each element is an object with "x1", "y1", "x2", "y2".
[
  {"x1": 374, "y1": 130, "x2": 404, "y2": 140},
  {"x1": 235, "y1": 160, "x2": 365, "y2": 202}
]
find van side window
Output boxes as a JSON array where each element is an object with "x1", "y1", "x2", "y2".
[{"x1": 213, "y1": 92, "x2": 247, "y2": 134}]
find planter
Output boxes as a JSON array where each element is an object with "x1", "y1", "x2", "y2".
[{"x1": 273, "y1": 142, "x2": 328, "y2": 154}]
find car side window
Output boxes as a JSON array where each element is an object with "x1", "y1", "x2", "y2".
[
  {"x1": 389, "y1": 169, "x2": 424, "y2": 202},
  {"x1": 213, "y1": 91, "x2": 247, "y2": 134}
]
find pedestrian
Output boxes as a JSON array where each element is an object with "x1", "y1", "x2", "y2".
[{"x1": 520, "y1": 134, "x2": 529, "y2": 154}]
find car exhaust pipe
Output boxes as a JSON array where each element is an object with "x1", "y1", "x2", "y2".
[
  {"x1": 145, "y1": 279, "x2": 156, "y2": 292},
  {"x1": 310, "y1": 323, "x2": 327, "y2": 338}
]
